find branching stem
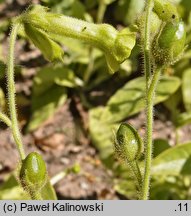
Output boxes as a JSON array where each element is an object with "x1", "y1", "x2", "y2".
[
  {"x1": 142, "y1": 66, "x2": 161, "y2": 200},
  {"x1": 142, "y1": 0, "x2": 154, "y2": 200},
  {"x1": 0, "y1": 112, "x2": 12, "y2": 127},
  {"x1": 129, "y1": 161, "x2": 142, "y2": 193},
  {"x1": 143, "y1": 0, "x2": 153, "y2": 86}
]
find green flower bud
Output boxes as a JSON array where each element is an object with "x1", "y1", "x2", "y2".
[
  {"x1": 152, "y1": 20, "x2": 186, "y2": 66},
  {"x1": 20, "y1": 152, "x2": 47, "y2": 192},
  {"x1": 115, "y1": 123, "x2": 143, "y2": 162},
  {"x1": 154, "y1": 0, "x2": 179, "y2": 22},
  {"x1": 24, "y1": 23, "x2": 64, "y2": 62}
]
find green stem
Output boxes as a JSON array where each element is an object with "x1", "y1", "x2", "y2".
[
  {"x1": 30, "y1": 190, "x2": 43, "y2": 200},
  {"x1": 50, "y1": 170, "x2": 67, "y2": 186},
  {"x1": 141, "y1": 0, "x2": 154, "y2": 200},
  {"x1": 97, "y1": 0, "x2": 107, "y2": 24},
  {"x1": 142, "y1": 67, "x2": 161, "y2": 200},
  {"x1": 7, "y1": 23, "x2": 25, "y2": 160},
  {"x1": 0, "y1": 112, "x2": 12, "y2": 127},
  {"x1": 144, "y1": 0, "x2": 153, "y2": 86},
  {"x1": 129, "y1": 161, "x2": 142, "y2": 193},
  {"x1": 84, "y1": 0, "x2": 107, "y2": 83}
]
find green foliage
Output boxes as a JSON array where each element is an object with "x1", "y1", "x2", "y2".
[
  {"x1": 27, "y1": 66, "x2": 70, "y2": 132},
  {"x1": 1, "y1": 0, "x2": 191, "y2": 200},
  {"x1": 152, "y1": 142, "x2": 191, "y2": 176},
  {"x1": 0, "y1": 173, "x2": 57, "y2": 200},
  {"x1": 0, "y1": 175, "x2": 30, "y2": 200},
  {"x1": 175, "y1": 112, "x2": 191, "y2": 128},
  {"x1": 99, "y1": 76, "x2": 181, "y2": 123},
  {"x1": 138, "y1": 11, "x2": 162, "y2": 41},
  {"x1": 40, "y1": 181, "x2": 57, "y2": 200},
  {"x1": 115, "y1": 0, "x2": 145, "y2": 25},
  {"x1": 153, "y1": 139, "x2": 170, "y2": 158},
  {"x1": 89, "y1": 107, "x2": 119, "y2": 159},
  {"x1": 41, "y1": 0, "x2": 87, "y2": 19},
  {"x1": 89, "y1": 76, "x2": 180, "y2": 160},
  {"x1": 182, "y1": 69, "x2": 191, "y2": 111}
]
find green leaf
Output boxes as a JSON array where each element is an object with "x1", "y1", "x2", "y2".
[
  {"x1": 0, "y1": 186, "x2": 30, "y2": 200},
  {"x1": 89, "y1": 76, "x2": 180, "y2": 159},
  {"x1": 0, "y1": 174, "x2": 57, "y2": 200},
  {"x1": 33, "y1": 66, "x2": 79, "y2": 94},
  {"x1": 125, "y1": 0, "x2": 145, "y2": 24},
  {"x1": 49, "y1": 35, "x2": 90, "y2": 64},
  {"x1": 101, "y1": 76, "x2": 181, "y2": 123},
  {"x1": 0, "y1": 175, "x2": 30, "y2": 200},
  {"x1": 175, "y1": 111, "x2": 191, "y2": 128},
  {"x1": 115, "y1": 0, "x2": 145, "y2": 25},
  {"x1": 152, "y1": 142, "x2": 191, "y2": 176},
  {"x1": 153, "y1": 139, "x2": 170, "y2": 158},
  {"x1": 41, "y1": 180, "x2": 57, "y2": 200},
  {"x1": 150, "y1": 176, "x2": 187, "y2": 200},
  {"x1": 27, "y1": 66, "x2": 72, "y2": 132},
  {"x1": 182, "y1": 69, "x2": 191, "y2": 111},
  {"x1": 27, "y1": 85, "x2": 67, "y2": 132},
  {"x1": 114, "y1": 178, "x2": 138, "y2": 200},
  {"x1": 49, "y1": 0, "x2": 87, "y2": 19},
  {"x1": 181, "y1": 0, "x2": 191, "y2": 13},
  {"x1": 164, "y1": 89, "x2": 181, "y2": 114},
  {"x1": 89, "y1": 107, "x2": 119, "y2": 159}
]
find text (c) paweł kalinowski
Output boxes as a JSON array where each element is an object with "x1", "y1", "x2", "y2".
[{"x1": 20, "y1": 202, "x2": 104, "y2": 212}]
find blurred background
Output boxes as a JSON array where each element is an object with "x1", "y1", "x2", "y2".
[{"x1": 1, "y1": 0, "x2": 191, "y2": 200}]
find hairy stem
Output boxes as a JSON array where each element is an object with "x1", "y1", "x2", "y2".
[
  {"x1": 30, "y1": 190, "x2": 43, "y2": 200},
  {"x1": 0, "y1": 112, "x2": 12, "y2": 127},
  {"x1": 129, "y1": 161, "x2": 142, "y2": 193},
  {"x1": 144, "y1": 0, "x2": 153, "y2": 86},
  {"x1": 142, "y1": 0, "x2": 154, "y2": 200},
  {"x1": 142, "y1": 67, "x2": 161, "y2": 200},
  {"x1": 7, "y1": 23, "x2": 25, "y2": 160}
]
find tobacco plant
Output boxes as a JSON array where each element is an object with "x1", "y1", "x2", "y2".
[
  {"x1": 0, "y1": 0, "x2": 187, "y2": 200},
  {"x1": 114, "y1": 0, "x2": 186, "y2": 199}
]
